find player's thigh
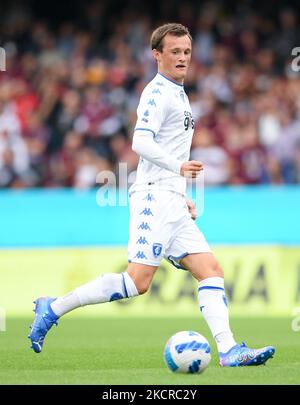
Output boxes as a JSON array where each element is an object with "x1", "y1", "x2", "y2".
[
  {"x1": 128, "y1": 190, "x2": 174, "y2": 271},
  {"x1": 126, "y1": 262, "x2": 158, "y2": 294},
  {"x1": 180, "y1": 252, "x2": 224, "y2": 282}
]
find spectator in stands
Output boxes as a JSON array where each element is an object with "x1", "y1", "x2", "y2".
[{"x1": 0, "y1": 0, "x2": 299, "y2": 188}]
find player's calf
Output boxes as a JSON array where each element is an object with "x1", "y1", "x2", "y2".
[
  {"x1": 28, "y1": 272, "x2": 140, "y2": 352},
  {"x1": 28, "y1": 269, "x2": 156, "y2": 352}
]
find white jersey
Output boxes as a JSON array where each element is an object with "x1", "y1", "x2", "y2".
[{"x1": 129, "y1": 72, "x2": 195, "y2": 196}]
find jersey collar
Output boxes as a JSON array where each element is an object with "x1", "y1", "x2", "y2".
[{"x1": 157, "y1": 72, "x2": 184, "y2": 88}]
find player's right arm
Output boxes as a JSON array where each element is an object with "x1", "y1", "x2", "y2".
[{"x1": 132, "y1": 130, "x2": 183, "y2": 174}]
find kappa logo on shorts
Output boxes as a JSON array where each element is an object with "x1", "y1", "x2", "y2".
[
  {"x1": 134, "y1": 251, "x2": 147, "y2": 259},
  {"x1": 138, "y1": 222, "x2": 151, "y2": 231},
  {"x1": 152, "y1": 243, "x2": 163, "y2": 258},
  {"x1": 136, "y1": 236, "x2": 149, "y2": 245}
]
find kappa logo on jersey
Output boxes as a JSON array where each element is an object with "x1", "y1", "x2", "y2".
[
  {"x1": 155, "y1": 82, "x2": 164, "y2": 86},
  {"x1": 147, "y1": 99, "x2": 156, "y2": 107},
  {"x1": 152, "y1": 243, "x2": 162, "y2": 257},
  {"x1": 138, "y1": 222, "x2": 151, "y2": 231},
  {"x1": 152, "y1": 89, "x2": 161, "y2": 94},
  {"x1": 179, "y1": 90, "x2": 185, "y2": 103},
  {"x1": 142, "y1": 109, "x2": 149, "y2": 123},
  {"x1": 136, "y1": 236, "x2": 149, "y2": 245},
  {"x1": 183, "y1": 111, "x2": 195, "y2": 131},
  {"x1": 134, "y1": 251, "x2": 147, "y2": 259},
  {"x1": 143, "y1": 193, "x2": 155, "y2": 202},
  {"x1": 140, "y1": 208, "x2": 154, "y2": 216}
]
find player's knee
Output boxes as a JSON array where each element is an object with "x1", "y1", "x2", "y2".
[
  {"x1": 205, "y1": 257, "x2": 224, "y2": 278},
  {"x1": 213, "y1": 263, "x2": 224, "y2": 278},
  {"x1": 136, "y1": 280, "x2": 151, "y2": 295},
  {"x1": 199, "y1": 262, "x2": 224, "y2": 280},
  {"x1": 126, "y1": 264, "x2": 157, "y2": 295}
]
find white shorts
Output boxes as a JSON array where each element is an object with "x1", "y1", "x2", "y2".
[{"x1": 128, "y1": 190, "x2": 211, "y2": 270}]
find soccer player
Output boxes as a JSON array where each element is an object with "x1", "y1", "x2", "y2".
[{"x1": 29, "y1": 23, "x2": 275, "y2": 367}]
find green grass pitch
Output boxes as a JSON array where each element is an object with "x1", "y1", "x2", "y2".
[{"x1": 0, "y1": 317, "x2": 299, "y2": 385}]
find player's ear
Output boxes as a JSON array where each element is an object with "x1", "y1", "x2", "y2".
[{"x1": 152, "y1": 49, "x2": 161, "y2": 63}]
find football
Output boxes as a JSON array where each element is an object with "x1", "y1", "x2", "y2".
[{"x1": 163, "y1": 331, "x2": 211, "y2": 374}]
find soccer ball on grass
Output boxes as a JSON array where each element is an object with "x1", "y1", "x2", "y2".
[{"x1": 163, "y1": 331, "x2": 211, "y2": 374}]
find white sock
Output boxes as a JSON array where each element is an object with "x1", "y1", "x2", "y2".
[
  {"x1": 198, "y1": 276, "x2": 237, "y2": 354},
  {"x1": 50, "y1": 291, "x2": 81, "y2": 317},
  {"x1": 50, "y1": 272, "x2": 139, "y2": 317}
]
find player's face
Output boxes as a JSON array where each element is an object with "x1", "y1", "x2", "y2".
[{"x1": 153, "y1": 34, "x2": 192, "y2": 84}]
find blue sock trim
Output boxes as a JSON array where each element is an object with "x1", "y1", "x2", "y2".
[
  {"x1": 121, "y1": 273, "x2": 129, "y2": 298},
  {"x1": 198, "y1": 286, "x2": 224, "y2": 292}
]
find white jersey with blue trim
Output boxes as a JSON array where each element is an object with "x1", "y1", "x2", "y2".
[{"x1": 129, "y1": 72, "x2": 195, "y2": 196}]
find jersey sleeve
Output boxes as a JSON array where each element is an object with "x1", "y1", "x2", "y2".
[
  {"x1": 134, "y1": 86, "x2": 167, "y2": 137},
  {"x1": 132, "y1": 130, "x2": 183, "y2": 174}
]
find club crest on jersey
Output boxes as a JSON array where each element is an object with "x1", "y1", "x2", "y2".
[{"x1": 152, "y1": 243, "x2": 163, "y2": 257}]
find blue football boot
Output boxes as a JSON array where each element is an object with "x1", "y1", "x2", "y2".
[
  {"x1": 219, "y1": 342, "x2": 275, "y2": 367},
  {"x1": 28, "y1": 297, "x2": 59, "y2": 353}
]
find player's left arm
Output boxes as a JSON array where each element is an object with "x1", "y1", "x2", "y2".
[{"x1": 186, "y1": 198, "x2": 197, "y2": 220}]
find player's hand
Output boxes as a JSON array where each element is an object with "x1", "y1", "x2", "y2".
[
  {"x1": 186, "y1": 199, "x2": 197, "y2": 220},
  {"x1": 180, "y1": 161, "x2": 203, "y2": 178}
]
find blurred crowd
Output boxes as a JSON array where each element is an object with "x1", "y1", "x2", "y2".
[{"x1": 0, "y1": 0, "x2": 300, "y2": 188}]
